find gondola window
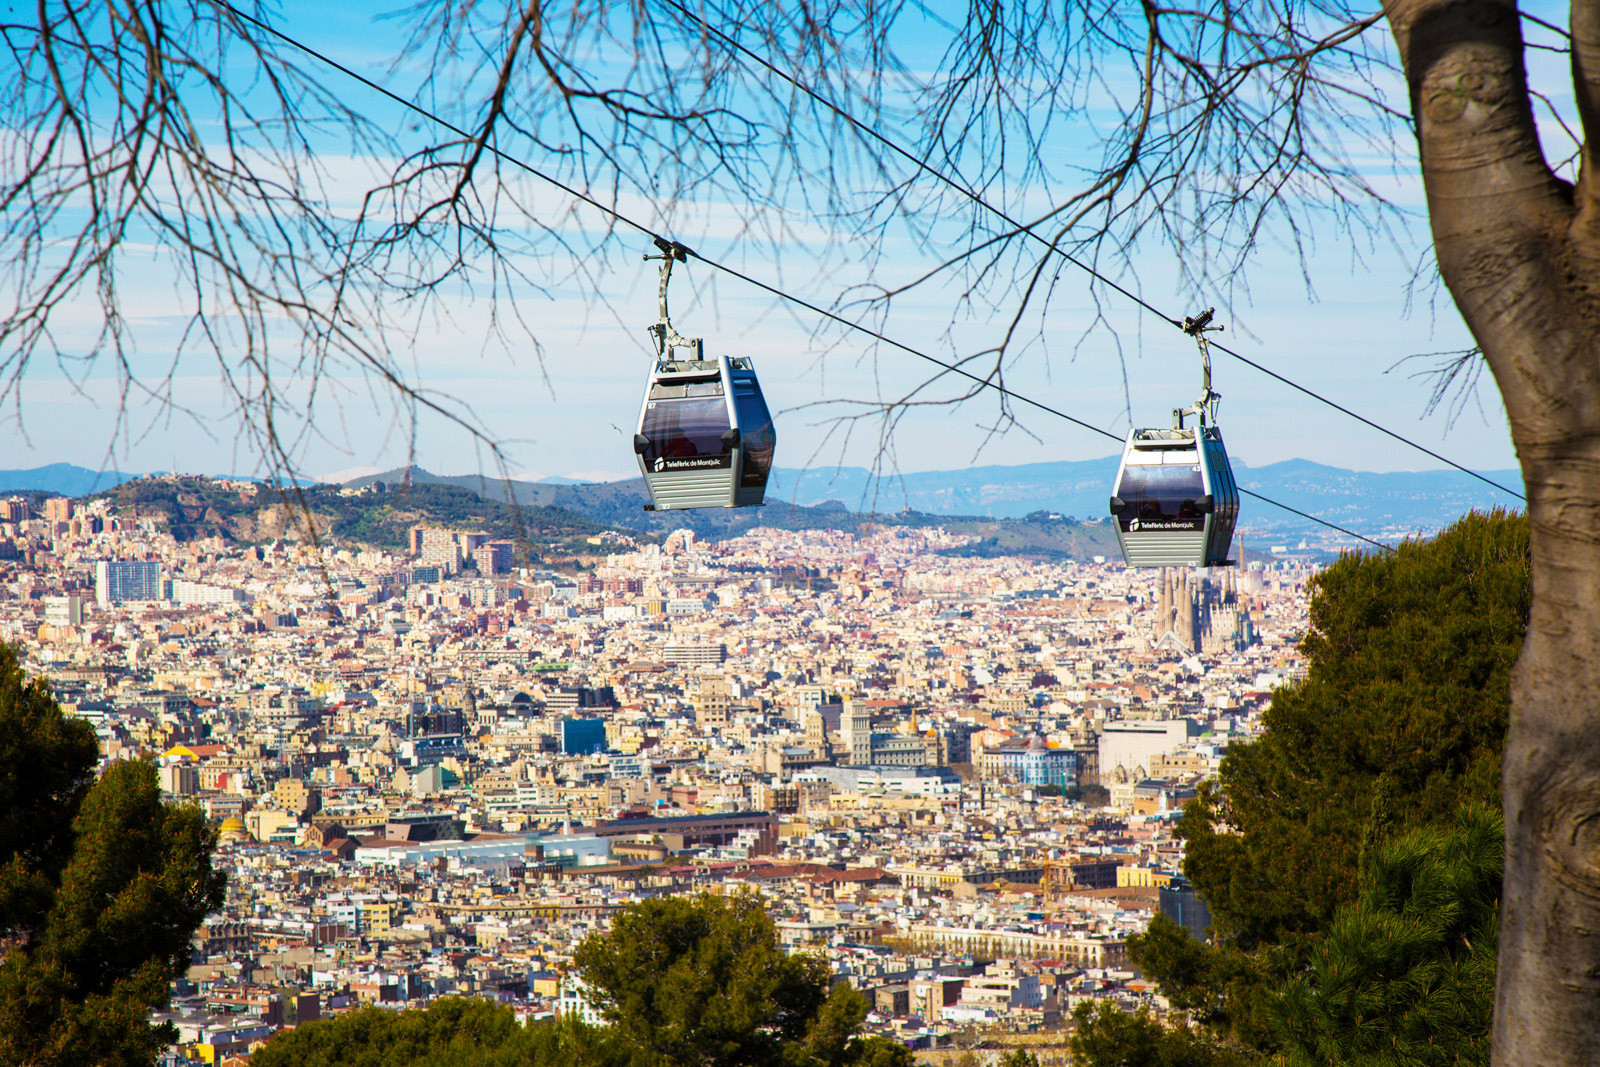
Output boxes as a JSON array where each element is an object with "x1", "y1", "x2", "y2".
[
  {"x1": 733, "y1": 382, "x2": 775, "y2": 489},
  {"x1": 639, "y1": 397, "x2": 733, "y2": 470},
  {"x1": 1116, "y1": 464, "x2": 1206, "y2": 530}
]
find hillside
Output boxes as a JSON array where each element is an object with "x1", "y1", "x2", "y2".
[
  {"x1": 341, "y1": 467, "x2": 1124, "y2": 559},
  {"x1": 12, "y1": 454, "x2": 1524, "y2": 540},
  {"x1": 90, "y1": 477, "x2": 608, "y2": 557},
  {"x1": 73, "y1": 470, "x2": 1123, "y2": 564},
  {"x1": 35, "y1": 451, "x2": 1512, "y2": 560},
  {"x1": 346, "y1": 455, "x2": 1524, "y2": 540}
]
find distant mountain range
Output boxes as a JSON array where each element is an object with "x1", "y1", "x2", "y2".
[
  {"x1": 335, "y1": 457, "x2": 1524, "y2": 539},
  {"x1": 0, "y1": 463, "x2": 136, "y2": 497},
  {"x1": 771, "y1": 456, "x2": 1526, "y2": 536},
  {"x1": 4, "y1": 455, "x2": 1525, "y2": 541}
]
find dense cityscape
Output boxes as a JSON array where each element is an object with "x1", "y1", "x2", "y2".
[{"x1": 0, "y1": 478, "x2": 1319, "y2": 1063}]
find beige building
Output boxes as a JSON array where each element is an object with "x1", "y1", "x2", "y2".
[
  {"x1": 693, "y1": 676, "x2": 731, "y2": 730},
  {"x1": 159, "y1": 762, "x2": 198, "y2": 796},
  {"x1": 273, "y1": 777, "x2": 315, "y2": 816}
]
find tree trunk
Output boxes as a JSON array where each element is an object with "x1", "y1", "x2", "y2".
[{"x1": 1382, "y1": 0, "x2": 1600, "y2": 1059}]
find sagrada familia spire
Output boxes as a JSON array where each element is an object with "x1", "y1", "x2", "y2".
[{"x1": 1153, "y1": 567, "x2": 1257, "y2": 653}]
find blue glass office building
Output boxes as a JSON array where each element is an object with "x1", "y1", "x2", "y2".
[
  {"x1": 561, "y1": 718, "x2": 607, "y2": 755},
  {"x1": 1159, "y1": 875, "x2": 1214, "y2": 941},
  {"x1": 95, "y1": 560, "x2": 162, "y2": 605}
]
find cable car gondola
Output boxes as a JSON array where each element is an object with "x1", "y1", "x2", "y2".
[
  {"x1": 1108, "y1": 310, "x2": 1240, "y2": 568},
  {"x1": 631, "y1": 239, "x2": 777, "y2": 510}
]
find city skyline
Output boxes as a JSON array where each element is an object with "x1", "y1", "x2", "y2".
[{"x1": 0, "y1": 480, "x2": 1314, "y2": 1059}]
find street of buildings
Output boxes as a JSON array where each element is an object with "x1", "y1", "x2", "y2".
[{"x1": 0, "y1": 481, "x2": 1315, "y2": 1063}]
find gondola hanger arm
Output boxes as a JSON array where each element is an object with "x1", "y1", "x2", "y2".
[
  {"x1": 1175, "y1": 308, "x2": 1224, "y2": 428},
  {"x1": 644, "y1": 237, "x2": 703, "y2": 362}
]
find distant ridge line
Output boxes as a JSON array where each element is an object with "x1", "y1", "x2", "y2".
[{"x1": 1, "y1": 458, "x2": 1524, "y2": 537}]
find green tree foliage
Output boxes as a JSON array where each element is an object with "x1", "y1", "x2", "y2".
[
  {"x1": 0, "y1": 643, "x2": 227, "y2": 1066},
  {"x1": 1067, "y1": 1001, "x2": 1246, "y2": 1067},
  {"x1": 0, "y1": 643, "x2": 101, "y2": 932},
  {"x1": 1129, "y1": 511, "x2": 1526, "y2": 1060},
  {"x1": 95, "y1": 475, "x2": 604, "y2": 551},
  {"x1": 1126, "y1": 916, "x2": 1284, "y2": 1053},
  {"x1": 1179, "y1": 510, "x2": 1528, "y2": 947},
  {"x1": 1272, "y1": 806, "x2": 1501, "y2": 1067},
  {"x1": 251, "y1": 999, "x2": 626, "y2": 1067},
  {"x1": 850, "y1": 1037, "x2": 915, "y2": 1067},
  {"x1": 254, "y1": 894, "x2": 909, "y2": 1067},
  {"x1": 573, "y1": 891, "x2": 907, "y2": 1067}
]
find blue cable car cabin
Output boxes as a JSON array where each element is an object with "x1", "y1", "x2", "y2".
[
  {"x1": 633, "y1": 353, "x2": 776, "y2": 510},
  {"x1": 1108, "y1": 425, "x2": 1239, "y2": 568}
]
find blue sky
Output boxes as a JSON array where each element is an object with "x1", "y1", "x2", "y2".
[{"x1": 9, "y1": 0, "x2": 1570, "y2": 489}]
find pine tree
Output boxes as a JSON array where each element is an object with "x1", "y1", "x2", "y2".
[
  {"x1": 1066, "y1": 1001, "x2": 1245, "y2": 1067},
  {"x1": 1178, "y1": 510, "x2": 1528, "y2": 950},
  {"x1": 0, "y1": 643, "x2": 227, "y2": 1066},
  {"x1": 1272, "y1": 806, "x2": 1501, "y2": 1067},
  {"x1": 573, "y1": 891, "x2": 908, "y2": 1067},
  {"x1": 1131, "y1": 512, "x2": 1528, "y2": 1060},
  {"x1": 251, "y1": 998, "x2": 627, "y2": 1067},
  {"x1": 253, "y1": 893, "x2": 912, "y2": 1067}
]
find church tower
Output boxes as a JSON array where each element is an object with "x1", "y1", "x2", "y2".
[{"x1": 846, "y1": 699, "x2": 873, "y2": 766}]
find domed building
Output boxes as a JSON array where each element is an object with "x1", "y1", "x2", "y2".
[{"x1": 217, "y1": 816, "x2": 249, "y2": 844}]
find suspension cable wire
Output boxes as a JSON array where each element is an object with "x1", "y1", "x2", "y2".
[
  {"x1": 661, "y1": 0, "x2": 1525, "y2": 505},
  {"x1": 204, "y1": 0, "x2": 1394, "y2": 554}
]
